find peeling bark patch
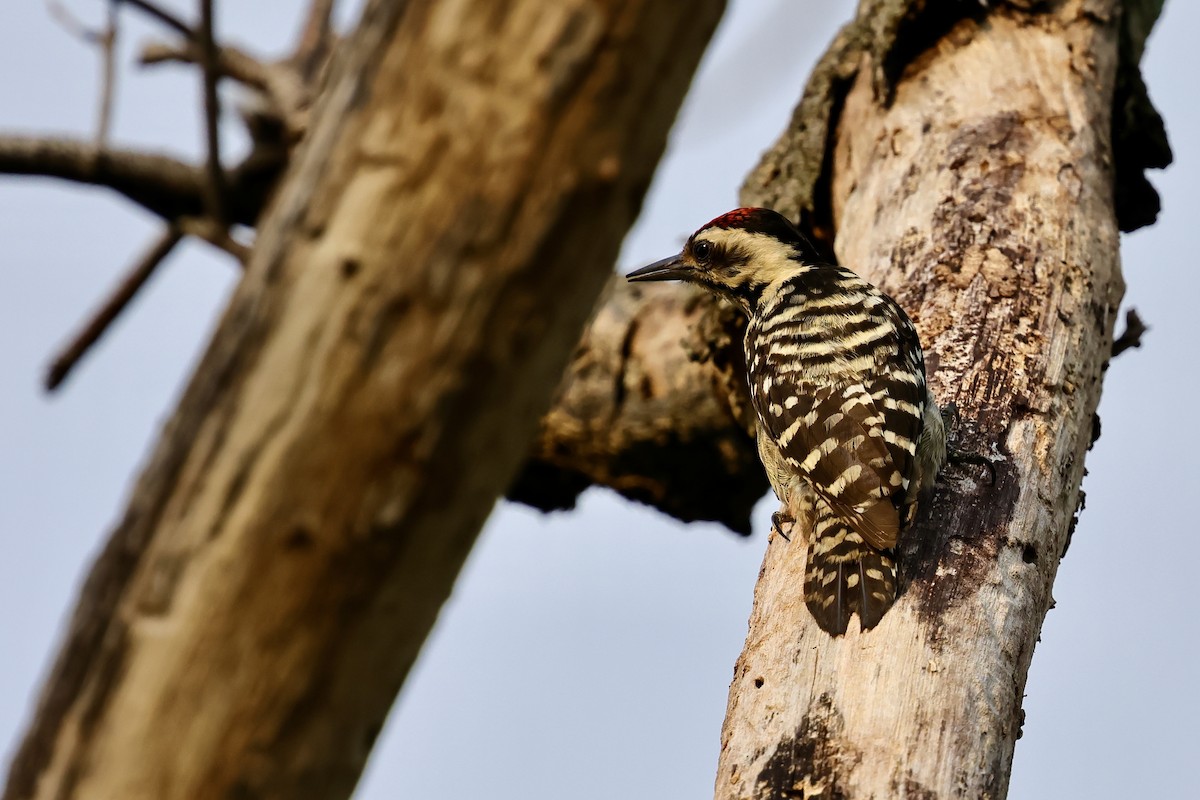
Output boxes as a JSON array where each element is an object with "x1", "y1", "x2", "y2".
[
  {"x1": 755, "y1": 694, "x2": 854, "y2": 799},
  {"x1": 514, "y1": 283, "x2": 766, "y2": 533},
  {"x1": 901, "y1": 450, "x2": 1020, "y2": 639},
  {"x1": 882, "y1": 1, "x2": 988, "y2": 97},
  {"x1": 932, "y1": 114, "x2": 1031, "y2": 285}
]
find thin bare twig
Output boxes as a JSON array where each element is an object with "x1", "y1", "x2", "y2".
[
  {"x1": 45, "y1": 227, "x2": 184, "y2": 391},
  {"x1": 1111, "y1": 307, "x2": 1148, "y2": 358},
  {"x1": 139, "y1": 39, "x2": 311, "y2": 143},
  {"x1": 118, "y1": 0, "x2": 192, "y2": 38},
  {"x1": 197, "y1": 0, "x2": 227, "y2": 226},
  {"x1": 42, "y1": 0, "x2": 120, "y2": 148},
  {"x1": 96, "y1": 0, "x2": 119, "y2": 148},
  {"x1": 138, "y1": 40, "x2": 271, "y2": 90},
  {"x1": 30, "y1": 0, "x2": 265, "y2": 396},
  {"x1": 44, "y1": 0, "x2": 104, "y2": 42}
]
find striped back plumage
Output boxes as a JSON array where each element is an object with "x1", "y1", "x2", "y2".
[
  {"x1": 746, "y1": 267, "x2": 928, "y2": 634},
  {"x1": 626, "y1": 208, "x2": 941, "y2": 635}
]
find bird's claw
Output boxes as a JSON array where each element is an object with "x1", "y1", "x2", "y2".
[
  {"x1": 947, "y1": 447, "x2": 997, "y2": 485},
  {"x1": 940, "y1": 403, "x2": 996, "y2": 485},
  {"x1": 771, "y1": 510, "x2": 793, "y2": 542}
]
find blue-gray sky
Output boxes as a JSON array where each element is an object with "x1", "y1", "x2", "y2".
[{"x1": 1, "y1": 2, "x2": 1196, "y2": 798}]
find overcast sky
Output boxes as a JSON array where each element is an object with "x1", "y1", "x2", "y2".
[{"x1": 1, "y1": 2, "x2": 1197, "y2": 798}]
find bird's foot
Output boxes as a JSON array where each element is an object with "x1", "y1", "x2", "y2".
[
  {"x1": 941, "y1": 402, "x2": 996, "y2": 484},
  {"x1": 771, "y1": 510, "x2": 793, "y2": 542},
  {"x1": 947, "y1": 448, "x2": 997, "y2": 485}
]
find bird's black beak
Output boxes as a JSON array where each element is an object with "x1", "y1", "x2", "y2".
[{"x1": 626, "y1": 254, "x2": 690, "y2": 283}]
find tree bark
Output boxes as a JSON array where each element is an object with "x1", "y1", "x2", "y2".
[
  {"x1": 2, "y1": 2, "x2": 724, "y2": 799},
  {"x1": 509, "y1": 278, "x2": 768, "y2": 533},
  {"x1": 4, "y1": 0, "x2": 1170, "y2": 796},
  {"x1": 714, "y1": 1, "x2": 1156, "y2": 797}
]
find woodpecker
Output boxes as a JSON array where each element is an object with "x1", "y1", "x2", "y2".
[{"x1": 628, "y1": 207, "x2": 948, "y2": 635}]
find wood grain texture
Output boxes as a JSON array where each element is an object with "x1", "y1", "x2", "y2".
[
  {"x1": 2, "y1": 1, "x2": 725, "y2": 798},
  {"x1": 716, "y1": 2, "x2": 1125, "y2": 797},
  {"x1": 510, "y1": 278, "x2": 767, "y2": 533}
]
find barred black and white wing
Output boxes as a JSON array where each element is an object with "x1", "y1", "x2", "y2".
[
  {"x1": 626, "y1": 207, "x2": 944, "y2": 634},
  {"x1": 746, "y1": 268, "x2": 929, "y2": 634}
]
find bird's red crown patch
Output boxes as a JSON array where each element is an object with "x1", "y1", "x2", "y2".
[{"x1": 703, "y1": 207, "x2": 768, "y2": 231}]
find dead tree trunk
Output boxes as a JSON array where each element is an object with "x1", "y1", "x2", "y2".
[
  {"x1": 712, "y1": 1, "x2": 1166, "y2": 797},
  {"x1": 1, "y1": 2, "x2": 724, "y2": 799},
  {"x1": 3, "y1": 0, "x2": 1169, "y2": 797}
]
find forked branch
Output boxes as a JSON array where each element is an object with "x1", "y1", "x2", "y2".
[{"x1": 5, "y1": 0, "x2": 311, "y2": 391}]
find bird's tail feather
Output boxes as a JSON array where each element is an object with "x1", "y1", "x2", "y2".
[{"x1": 803, "y1": 499, "x2": 897, "y2": 635}]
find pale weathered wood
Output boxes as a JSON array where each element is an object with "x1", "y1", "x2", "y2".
[
  {"x1": 2, "y1": 2, "x2": 724, "y2": 798},
  {"x1": 716, "y1": 2, "x2": 1128, "y2": 797}
]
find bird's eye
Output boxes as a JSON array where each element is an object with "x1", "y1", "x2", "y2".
[{"x1": 693, "y1": 240, "x2": 713, "y2": 263}]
